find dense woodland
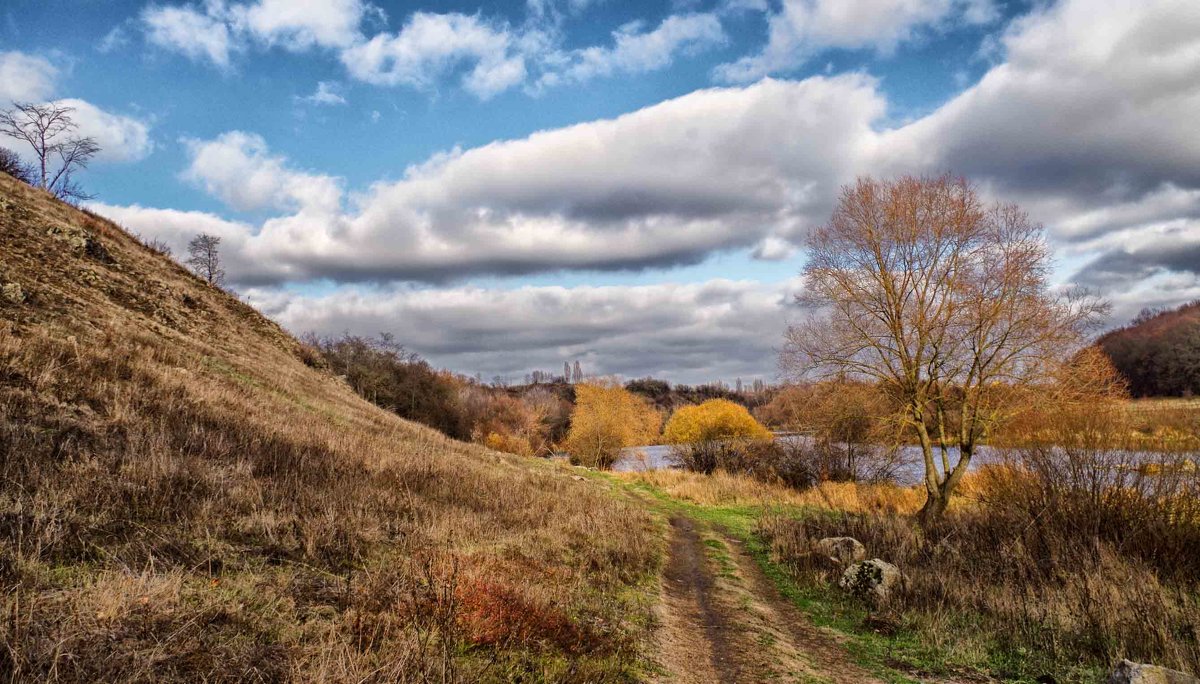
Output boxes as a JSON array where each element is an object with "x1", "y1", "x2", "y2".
[{"x1": 1098, "y1": 300, "x2": 1200, "y2": 397}]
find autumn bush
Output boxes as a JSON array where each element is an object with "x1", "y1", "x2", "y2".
[
  {"x1": 663, "y1": 398, "x2": 771, "y2": 444},
  {"x1": 564, "y1": 381, "x2": 661, "y2": 468}
]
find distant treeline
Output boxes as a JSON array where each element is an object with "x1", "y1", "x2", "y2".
[
  {"x1": 1098, "y1": 300, "x2": 1200, "y2": 397},
  {"x1": 302, "y1": 333, "x2": 769, "y2": 456}
]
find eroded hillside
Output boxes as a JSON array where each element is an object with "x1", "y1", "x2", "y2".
[{"x1": 0, "y1": 174, "x2": 660, "y2": 682}]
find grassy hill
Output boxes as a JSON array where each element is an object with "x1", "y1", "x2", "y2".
[
  {"x1": 1099, "y1": 301, "x2": 1200, "y2": 397},
  {"x1": 0, "y1": 173, "x2": 660, "y2": 682}
]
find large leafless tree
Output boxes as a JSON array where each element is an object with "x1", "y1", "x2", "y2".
[
  {"x1": 0, "y1": 102, "x2": 100, "y2": 202},
  {"x1": 782, "y1": 175, "x2": 1107, "y2": 521}
]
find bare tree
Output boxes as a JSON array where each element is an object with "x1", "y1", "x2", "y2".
[
  {"x1": 0, "y1": 102, "x2": 100, "y2": 202},
  {"x1": 186, "y1": 234, "x2": 225, "y2": 286},
  {"x1": 782, "y1": 175, "x2": 1106, "y2": 522},
  {"x1": 564, "y1": 361, "x2": 572, "y2": 383},
  {"x1": 572, "y1": 361, "x2": 583, "y2": 384}
]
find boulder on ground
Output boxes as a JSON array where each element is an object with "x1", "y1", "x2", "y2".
[
  {"x1": 815, "y1": 537, "x2": 866, "y2": 567},
  {"x1": 839, "y1": 558, "x2": 901, "y2": 607},
  {"x1": 1108, "y1": 660, "x2": 1199, "y2": 684}
]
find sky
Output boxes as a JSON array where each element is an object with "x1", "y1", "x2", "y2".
[{"x1": 2, "y1": 0, "x2": 1198, "y2": 384}]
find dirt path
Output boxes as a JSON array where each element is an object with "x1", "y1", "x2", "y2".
[{"x1": 652, "y1": 515, "x2": 886, "y2": 684}]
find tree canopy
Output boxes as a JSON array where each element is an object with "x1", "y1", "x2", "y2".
[{"x1": 782, "y1": 175, "x2": 1106, "y2": 520}]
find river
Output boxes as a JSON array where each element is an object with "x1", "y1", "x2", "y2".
[{"x1": 611, "y1": 437, "x2": 1196, "y2": 486}]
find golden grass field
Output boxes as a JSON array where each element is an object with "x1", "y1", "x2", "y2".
[{"x1": 0, "y1": 174, "x2": 661, "y2": 682}]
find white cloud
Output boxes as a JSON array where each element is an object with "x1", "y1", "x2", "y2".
[
  {"x1": 0, "y1": 53, "x2": 152, "y2": 164},
  {"x1": 340, "y1": 12, "x2": 526, "y2": 99},
  {"x1": 246, "y1": 278, "x2": 798, "y2": 383},
  {"x1": 100, "y1": 0, "x2": 1200, "y2": 360},
  {"x1": 716, "y1": 0, "x2": 997, "y2": 82},
  {"x1": 297, "y1": 80, "x2": 347, "y2": 106},
  {"x1": 230, "y1": 0, "x2": 374, "y2": 50},
  {"x1": 142, "y1": 3, "x2": 237, "y2": 68},
  {"x1": 133, "y1": 1, "x2": 722, "y2": 98},
  {"x1": 141, "y1": 0, "x2": 375, "y2": 68},
  {"x1": 104, "y1": 75, "x2": 879, "y2": 284},
  {"x1": 55, "y1": 99, "x2": 155, "y2": 163},
  {"x1": 0, "y1": 51, "x2": 59, "y2": 102},
  {"x1": 540, "y1": 14, "x2": 726, "y2": 88},
  {"x1": 180, "y1": 131, "x2": 341, "y2": 213},
  {"x1": 873, "y1": 0, "x2": 1200, "y2": 308},
  {"x1": 88, "y1": 201, "x2": 294, "y2": 282}
]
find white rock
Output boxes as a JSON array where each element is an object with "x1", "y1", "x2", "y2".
[
  {"x1": 815, "y1": 537, "x2": 866, "y2": 567},
  {"x1": 1108, "y1": 660, "x2": 1199, "y2": 684},
  {"x1": 839, "y1": 558, "x2": 901, "y2": 607}
]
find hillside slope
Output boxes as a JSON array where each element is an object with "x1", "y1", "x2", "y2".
[
  {"x1": 1098, "y1": 301, "x2": 1200, "y2": 397},
  {"x1": 0, "y1": 174, "x2": 660, "y2": 682}
]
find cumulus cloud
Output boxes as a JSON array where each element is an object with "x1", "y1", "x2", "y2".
[
  {"x1": 107, "y1": 0, "x2": 1200, "y2": 295},
  {"x1": 229, "y1": 0, "x2": 375, "y2": 50},
  {"x1": 141, "y1": 0, "x2": 375, "y2": 67},
  {"x1": 340, "y1": 12, "x2": 527, "y2": 99},
  {"x1": 55, "y1": 99, "x2": 154, "y2": 163},
  {"x1": 875, "y1": 0, "x2": 1200, "y2": 309},
  {"x1": 142, "y1": 4, "x2": 237, "y2": 68},
  {"x1": 0, "y1": 54, "x2": 151, "y2": 165},
  {"x1": 99, "y1": 75, "x2": 882, "y2": 284},
  {"x1": 89, "y1": 201, "x2": 295, "y2": 283},
  {"x1": 180, "y1": 131, "x2": 341, "y2": 213},
  {"x1": 95, "y1": 0, "x2": 1200, "y2": 383},
  {"x1": 134, "y1": 0, "x2": 724, "y2": 98},
  {"x1": 245, "y1": 279, "x2": 799, "y2": 383},
  {"x1": 716, "y1": 0, "x2": 997, "y2": 82},
  {"x1": 0, "y1": 51, "x2": 59, "y2": 102},
  {"x1": 538, "y1": 13, "x2": 726, "y2": 88}
]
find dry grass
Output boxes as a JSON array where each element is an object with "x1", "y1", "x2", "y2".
[
  {"x1": 0, "y1": 175, "x2": 660, "y2": 682},
  {"x1": 760, "y1": 457, "x2": 1200, "y2": 680},
  {"x1": 622, "y1": 469, "x2": 923, "y2": 514}
]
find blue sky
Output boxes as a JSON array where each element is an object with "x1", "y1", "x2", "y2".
[{"x1": 2, "y1": 0, "x2": 1198, "y2": 383}]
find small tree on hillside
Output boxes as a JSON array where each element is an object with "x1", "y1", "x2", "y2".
[
  {"x1": 0, "y1": 102, "x2": 100, "y2": 202},
  {"x1": 783, "y1": 175, "x2": 1106, "y2": 522},
  {"x1": 186, "y1": 233, "x2": 225, "y2": 286}
]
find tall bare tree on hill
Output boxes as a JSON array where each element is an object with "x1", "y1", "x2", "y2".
[
  {"x1": 782, "y1": 175, "x2": 1107, "y2": 522},
  {"x1": 0, "y1": 102, "x2": 100, "y2": 202},
  {"x1": 187, "y1": 233, "x2": 226, "y2": 286}
]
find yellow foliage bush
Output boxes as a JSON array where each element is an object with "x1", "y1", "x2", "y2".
[
  {"x1": 564, "y1": 381, "x2": 661, "y2": 469},
  {"x1": 663, "y1": 399, "x2": 771, "y2": 444},
  {"x1": 483, "y1": 431, "x2": 534, "y2": 457}
]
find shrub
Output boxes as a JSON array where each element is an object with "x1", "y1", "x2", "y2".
[
  {"x1": 663, "y1": 399, "x2": 771, "y2": 444},
  {"x1": 564, "y1": 381, "x2": 661, "y2": 469},
  {"x1": 309, "y1": 333, "x2": 470, "y2": 439}
]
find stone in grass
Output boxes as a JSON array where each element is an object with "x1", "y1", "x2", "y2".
[
  {"x1": 815, "y1": 537, "x2": 866, "y2": 567},
  {"x1": 839, "y1": 558, "x2": 901, "y2": 607},
  {"x1": 1108, "y1": 660, "x2": 1199, "y2": 684},
  {"x1": 2, "y1": 282, "x2": 25, "y2": 304}
]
